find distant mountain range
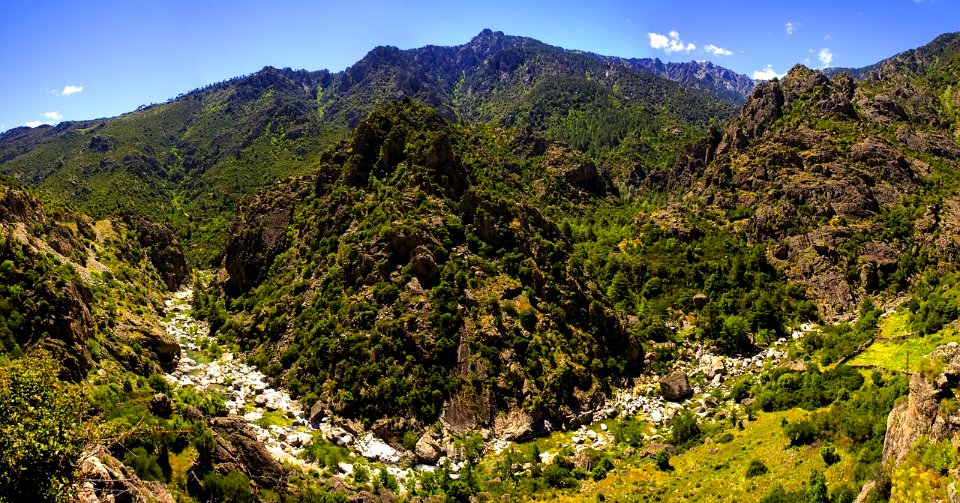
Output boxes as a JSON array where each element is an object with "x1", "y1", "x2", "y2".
[{"x1": 0, "y1": 30, "x2": 749, "y2": 264}]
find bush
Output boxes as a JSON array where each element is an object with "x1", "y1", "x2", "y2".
[
  {"x1": 203, "y1": 470, "x2": 252, "y2": 502},
  {"x1": 783, "y1": 419, "x2": 817, "y2": 446},
  {"x1": 654, "y1": 450, "x2": 672, "y2": 471},
  {"x1": 352, "y1": 463, "x2": 369, "y2": 484},
  {"x1": 123, "y1": 447, "x2": 164, "y2": 482},
  {"x1": 543, "y1": 462, "x2": 578, "y2": 489},
  {"x1": 820, "y1": 445, "x2": 840, "y2": 466},
  {"x1": 0, "y1": 352, "x2": 92, "y2": 501},
  {"x1": 670, "y1": 410, "x2": 701, "y2": 449},
  {"x1": 745, "y1": 459, "x2": 768, "y2": 478}
]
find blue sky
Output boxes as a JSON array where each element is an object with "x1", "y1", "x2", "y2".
[{"x1": 1, "y1": 1, "x2": 957, "y2": 132}]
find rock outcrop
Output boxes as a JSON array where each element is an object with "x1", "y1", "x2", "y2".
[
  {"x1": 121, "y1": 213, "x2": 189, "y2": 290},
  {"x1": 207, "y1": 417, "x2": 290, "y2": 492},
  {"x1": 223, "y1": 176, "x2": 314, "y2": 296},
  {"x1": 75, "y1": 446, "x2": 175, "y2": 503},
  {"x1": 882, "y1": 343, "x2": 960, "y2": 467}
]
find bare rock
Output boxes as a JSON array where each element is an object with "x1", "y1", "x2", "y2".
[
  {"x1": 410, "y1": 245, "x2": 439, "y2": 281},
  {"x1": 150, "y1": 393, "x2": 173, "y2": 418},
  {"x1": 145, "y1": 327, "x2": 181, "y2": 372},
  {"x1": 414, "y1": 431, "x2": 442, "y2": 464},
  {"x1": 882, "y1": 343, "x2": 960, "y2": 467},
  {"x1": 206, "y1": 417, "x2": 289, "y2": 491},
  {"x1": 660, "y1": 370, "x2": 693, "y2": 402},
  {"x1": 75, "y1": 445, "x2": 175, "y2": 503},
  {"x1": 494, "y1": 407, "x2": 535, "y2": 442}
]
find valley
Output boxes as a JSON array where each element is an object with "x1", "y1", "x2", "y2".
[{"x1": 1, "y1": 26, "x2": 960, "y2": 503}]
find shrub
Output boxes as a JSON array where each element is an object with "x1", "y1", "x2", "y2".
[
  {"x1": 543, "y1": 463, "x2": 578, "y2": 489},
  {"x1": 203, "y1": 470, "x2": 252, "y2": 502},
  {"x1": 123, "y1": 447, "x2": 164, "y2": 482},
  {"x1": 654, "y1": 450, "x2": 672, "y2": 471},
  {"x1": 820, "y1": 445, "x2": 840, "y2": 466},
  {"x1": 670, "y1": 410, "x2": 701, "y2": 449},
  {"x1": 745, "y1": 459, "x2": 768, "y2": 478},
  {"x1": 783, "y1": 419, "x2": 817, "y2": 446},
  {"x1": 0, "y1": 352, "x2": 92, "y2": 501}
]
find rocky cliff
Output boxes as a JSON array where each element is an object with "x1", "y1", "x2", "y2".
[
  {"x1": 883, "y1": 343, "x2": 960, "y2": 467},
  {"x1": 662, "y1": 49, "x2": 960, "y2": 319},
  {"x1": 0, "y1": 178, "x2": 188, "y2": 377}
]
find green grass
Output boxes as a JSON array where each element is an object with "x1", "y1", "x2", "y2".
[
  {"x1": 254, "y1": 409, "x2": 294, "y2": 428},
  {"x1": 542, "y1": 409, "x2": 856, "y2": 502},
  {"x1": 848, "y1": 326, "x2": 960, "y2": 372},
  {"x1": 879, "y1": 309, "x2": 912, "y2": 339}
]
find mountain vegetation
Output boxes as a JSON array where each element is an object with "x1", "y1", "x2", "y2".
[
  {"x1": 0, "y1": 30, "x2": 743, "y2": 267},
  {"x1": 2, "y1": 29, "x2": 960, "y2": 502}
]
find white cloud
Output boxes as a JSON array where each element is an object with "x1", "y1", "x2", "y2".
[
  {"x1": 753, "y1": 65, "x2": 785, "y2": 80},
  {"x1": 704, "y1": 44, "x2": 733, "y2": 56},
  {"x1": 785, "y1": 22, "x2": 800, "y2": 35},
  {"x1": 43, "y1": 111, "x2": 62, "y2": 120},
  {"x1": 61, "y1": 85, "x2": 83, "y2": 96},
  {"x1": 648, "y1": 31, "x2": 696, "y2": 54},
  {"x1": 818, "y1": 48, "x2": 834, "y2": 67},
  {"x1": 25, "y1": 120, "x2": 54, "y2": 127}
]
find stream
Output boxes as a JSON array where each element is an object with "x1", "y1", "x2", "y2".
[
  {"x1": 161, "y1": 288, "x2": 428, "y2": 486},
  {"x1": 159, "y1": 287, "x2": 814, "y2": 488}
]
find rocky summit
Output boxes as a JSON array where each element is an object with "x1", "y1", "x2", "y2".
[{"x1": 2, "y1": 24, "x2": 960, "y2": 503}]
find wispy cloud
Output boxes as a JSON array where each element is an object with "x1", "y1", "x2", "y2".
[
  {"x1": 818, "y1": 48, "x2": 834, "y2": 67},
  {"x1": 61, "y1": 85, "x2": 83, "y2": 96},
  {"x1": 703, "y1": 44, "x2": 733, "y2": 56},
  {"x1": 649, "y1": 31, "x2": 696, "y2": 54},
  {"x1": 753, "y1": 65, "x2": 785, "y2": 80},
  {"x1": 25, "y1": 121, "x2": 54, "y2": 127},
  {"x1": 785, "y1": 21, "x2": 800, "y2": 35},
  {"x1": 43, "y1": 111, "x2": 62, "y2": 121}
]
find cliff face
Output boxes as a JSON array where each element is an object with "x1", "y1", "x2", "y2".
[
  {"x1": 883, "y1": 343, "x2": 960, "y2": 467},
  {"x1": 0, "y1": 180, "x2": 187, "y2": 378}
]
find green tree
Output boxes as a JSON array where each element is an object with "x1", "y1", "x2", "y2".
[
  {"x1": 807, "y1": 470, "x2": 828, "y2": 503},
  {"x1": 0, "y1": 352, "x2": 92, "y2": 501}
]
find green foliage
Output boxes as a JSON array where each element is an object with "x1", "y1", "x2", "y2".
[
  {"x1": 820, "y1": 445, "x2": 840, "y2": 466},
  {"x1": 203, "y1": 470, "x2": 252, "y2": 502},
  {"x1": 654, "y1": 449, "x2": 672, "y2": 471},
  {"x1": 302, "y1": 436, "x2": 349, "y2": 470},
  {"x1": 745, "y1": 459, "x2": 769, "y2": 478},
  {"x1": 123, "y1": 447, "x2": 165, "y2": 482},
  {"x1": 758, "y1": 483, "x2": 805, "y2": 503},
  {"x1": 783, "y1": 419, "x2": 817, "y2": 447},
  {"x1": 669, "y1": 410, "x2": 702, "y2": 449},
  {"x1": 807, "y1": 470, "x2": 829, "y2": 503},
  {"x1": 0, "y1": 352, "x2": 92, "y2": 502}
]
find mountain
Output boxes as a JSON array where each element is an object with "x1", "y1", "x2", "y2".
[
  {"x1": 826, "y1": 31, "x2": 960, "y2": 81},
  {"x1": 612, "y1": 57, "x2": 755, "y2": 102},
  {"x1": 659, "y1": 33, "x2": 960, "y2": 319},
  {"x1": 201, "y1": 101, "x2": 636, "y2": 438},
  {"x1": 0, "y1": 30, "x2": 746, "y2": 265}
]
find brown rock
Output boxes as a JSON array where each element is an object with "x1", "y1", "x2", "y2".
[
  {"x1": 660, "y1": 370, "x2": 693, "y2": 402},
  {"x1": 75, "y1": 445, "x2": 175, "y2": 503},
  {"x1": 145, "y1": 327, "x2": 181, "y2": 372},
  {"x1": 494, "y1": 406, "x2": 535, "y2": 442},
  {"x1": 414, "y1": 431, "x2": 442, "y2": 464},
  {"x1": 410, "y1": 245, "x2": 439, "y2": 281},
  {"x1": 206, "y1": 417, "x2": 289, "y2": 491},
  {"x1": 882, "y1": 343, "x2": 960, "y2": 467},
  {"x1": 150, "y1": 393, "x2": 173, "y2": 418}
]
